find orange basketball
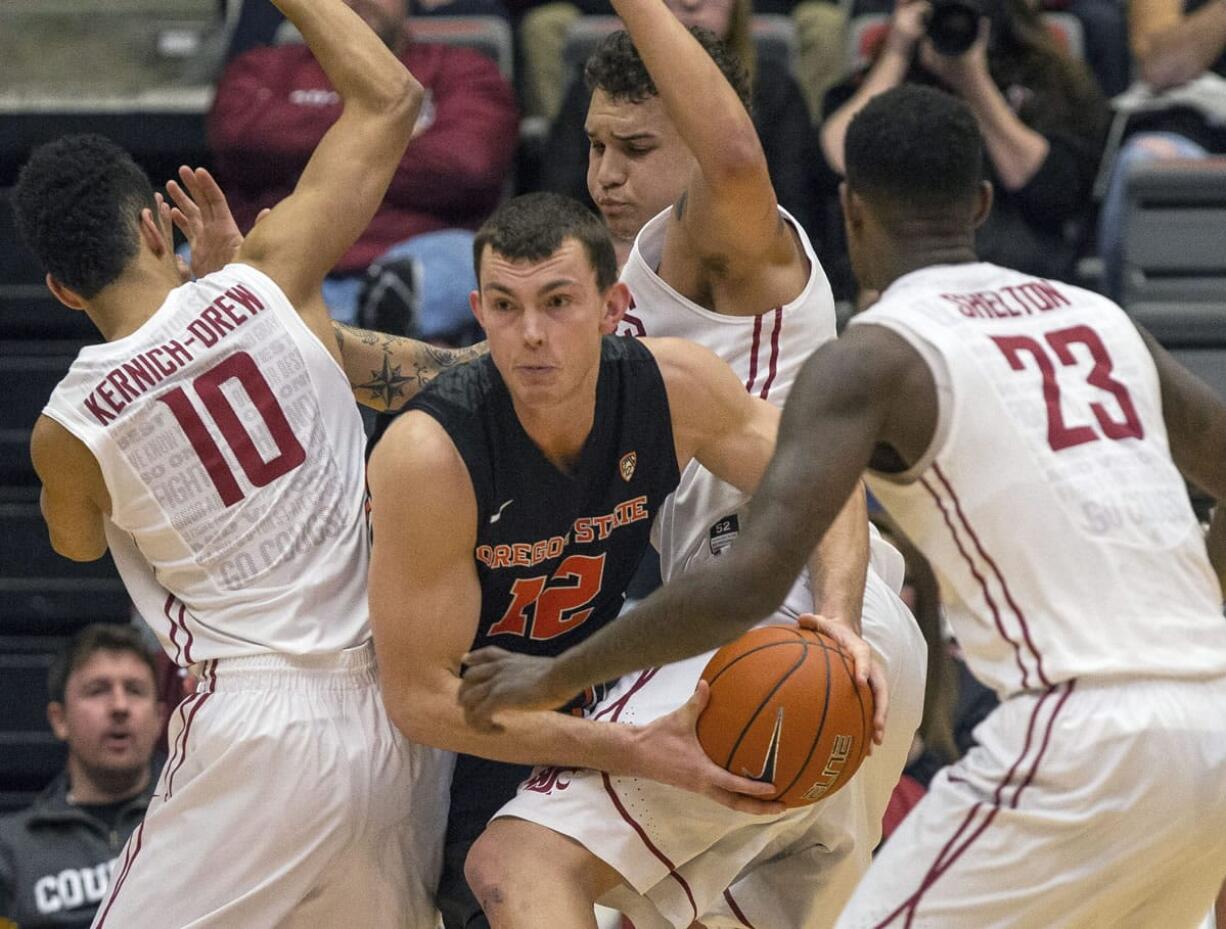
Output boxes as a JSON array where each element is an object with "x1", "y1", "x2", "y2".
[{"x1": 696, "y1": 625, "x2": 874, "y2": 808}]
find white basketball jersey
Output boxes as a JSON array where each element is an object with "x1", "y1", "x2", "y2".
[
  {"x1": 43, "y1": 264, "x2": 370, "y2": 665},
  {"x1": 619, "y1": 207, "x2": 906, "y2": 610},
  {"x1": 851, "y1": 262, "x2": 1226, "y2": 695}
]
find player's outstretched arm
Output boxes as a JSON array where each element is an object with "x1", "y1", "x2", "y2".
[
  {"x1": 30, "y1": 416, "x2": 111, "y2": 562},
  {"x1": 160, "y1": 164, "x2": 487, "y2": 410},
  {"x1": 610, "y1": 0, "x2": 786, "y2": 272},
  {"x1": 368, "y1": 412, "x2": 780, "y2": 810},
  {"x1": 650, "y1": 337, "x2": 871, "y2": 634},
  {"x1": 333, "y1": 324, "x2": 487, "y2": 412},
  {"x1": 236, "y1": 0, "x2": 422, "y2": 316},
  {"x1": 459, "y1": 325, "x2": 936, "y2": 728},
  {"x1": 1140, "y1": 329, "x2": 1226, "y2": 589}
]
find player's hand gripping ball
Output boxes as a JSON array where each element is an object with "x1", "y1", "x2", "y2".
[{"x1": 696, "y1": 625, "x2": 874, "y2": 808}]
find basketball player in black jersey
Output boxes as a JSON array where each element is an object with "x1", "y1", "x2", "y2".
[{"x1": 366, "y1": 192, "x2": 879, "y2": 929}]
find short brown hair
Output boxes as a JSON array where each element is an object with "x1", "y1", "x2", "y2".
[
  {"x1": 473, "y1": 192, "x2": 619, "y2": 292},
  {"x1": 48, "y1": 623, "x2": 158, "y2": 703}
]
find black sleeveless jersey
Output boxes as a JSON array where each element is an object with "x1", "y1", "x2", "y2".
[{"x1": 407, "y1": 335, "x2": 681, "y2": 834}]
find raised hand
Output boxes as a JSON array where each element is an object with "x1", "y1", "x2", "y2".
[
  {"x1": 887, "y1": 0, "x2": 934, "y2": 57},
  {"x1": 796, "y1": 613, "x2": 889, "y2": 749},
  {"x1": 918, "y1": 16, "x2": 992, "y2": 93},
  {"x1": 163, "y1": 165, "x2": 257, "y2": 280}
]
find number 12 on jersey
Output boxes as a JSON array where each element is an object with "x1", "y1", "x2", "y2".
[{"x1": 991, "y1": 324, "x2": 1144, "y2": 452}]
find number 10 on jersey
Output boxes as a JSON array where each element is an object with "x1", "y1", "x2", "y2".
[{"x1": 159, "y1": 351, "x2": 306, "y2": 507}]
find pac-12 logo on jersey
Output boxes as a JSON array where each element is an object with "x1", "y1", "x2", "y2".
[{"x1": 620, "y1": 451, "x2": 637, "y2": 482}]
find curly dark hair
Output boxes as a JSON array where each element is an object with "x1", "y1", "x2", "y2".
[
  {"x1": 845, "y1": 85, "x2": 984, "y2": 212},
  {"x1": 12, "y1": 134, "x2": 157, "y2": 299},
  {"x1": 473, "y1": 192, "x2": 619, "y2": 292},
  {"x1": 584, "y1": 27, "x2": 752, "y2": 115}
]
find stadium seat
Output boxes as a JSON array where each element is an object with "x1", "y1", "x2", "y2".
[
  {"x1": 1121, "y1": 160, "x2": 1226, "y2": 307},
  {"x1": 412, "y1": 16, "x2": 514, "y2": 81},
  {"x1": 275, "y1": 15, "x2": 514, "y2": 80},
  {"x1": 0, "y1": 289, "x2": 98, "y2": 342},
  {"x1": 0, "y1": 636, "x2": 68, "y2": 812},
  {"x1": 845, "y1": 12, "x2": 1085, "y2": 74},
  {"x1": 563, "y1": 14, "x2": 798, "y2": 77},
  {"x1": 0, "y1": 352, "x2": 76, "y2": 433},
  {"x1": 0, "y1": 501, "x2": 129, "y2": 635},
  {"x1": 1120, "y1": 160, "x2": 1226, "y2": 401}
]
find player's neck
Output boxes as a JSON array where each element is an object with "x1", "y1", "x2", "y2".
[
  {"x1": 85, "y1": 263, "x2": 184, "y2": 342},
  {"x1": 613, "y1": 236, "x2": 634, "y2": 271},
  {"x1": 66, "y1": 756, "x2": 150, "y2": 806},
  {"x1": 874, "y1": 240, "x2": 979, "y2": 293},
  {"x1": 512, "y1": 381, "x2": 598, "y2": 476}
]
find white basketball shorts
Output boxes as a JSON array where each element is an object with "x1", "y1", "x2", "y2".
[
  {"x1": 834, "y1": 674, "x2": 1226, "y2": 929},
  {"x1": 497, "y1": 569, "x2": 926, "y2": 929},
  {"x1": 90, "y1": 641, "x2": 454, "y2": 929}
]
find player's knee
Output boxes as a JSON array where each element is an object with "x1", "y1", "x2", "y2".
[{"x1": 465, "y1": 827, "x2": 523, "y2": 909}]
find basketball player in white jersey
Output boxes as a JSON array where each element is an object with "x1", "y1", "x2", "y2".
[
  {"x1": 466, "y1": 5, "x2": 925, "y2": 927},
  {"x1": 13, "y1": 1, "x2": 452, "y2": 925},
  {"x1": 461, "y1": 84, "x2": 1226, "y2": 928}
]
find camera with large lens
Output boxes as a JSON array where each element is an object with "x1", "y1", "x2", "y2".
[{"x1": 926, "y1": 0, "x2": 981, "y2": 56}]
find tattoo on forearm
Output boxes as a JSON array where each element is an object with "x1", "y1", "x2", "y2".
[{"x1": 334, "y1": 322, "x2": 487, "y2": 410}]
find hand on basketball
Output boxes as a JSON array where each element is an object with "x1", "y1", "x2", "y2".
[
  {"x1": 458, "y1": 647, "x2": 576, "y2": 731},
  {"x1": 628, "y1": 681, "x2": 786, "y2": 816},
  {"x1": 796, "y1": 614, "x2": 889, "y2": 749}
]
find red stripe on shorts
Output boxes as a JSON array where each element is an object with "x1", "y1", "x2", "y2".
[
  {"x1": 166, "y1": 690, "x2": 212, "y2": 799},
  {"x1": 920, "y1": 475, "x2": 1033, "y2": 688},
  {"x1": 723, "y1": 887, "x2": 759, "y2": 928},
  {"x1": 933, "y1": 464, "x2": 1052, "y2": 688},
  {"x1": 869, "y1": 681, "x2": 1075, "y2": 928},
  {"x1": 593, "y1": 667, "x2": 698, "y2": 922},
  {"x1": 95, "y1": 819, "x2": 145, "y2": 928},
  {"x1": 601, "y1": 771, "x2": 699, "y2": 923}
]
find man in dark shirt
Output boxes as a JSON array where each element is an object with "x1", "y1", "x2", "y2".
[
  {"x1": 0, "y1": 625, "x2": 163, "y2": 929},
  {"x1": 367, "y1": 191, "x2": 874, "y2": 928}
]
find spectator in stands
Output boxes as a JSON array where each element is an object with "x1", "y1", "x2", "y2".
[
  {"x1": 820, "y1": 0, "x2": 1108, "y2": 297},
  {"x1": 1097, "y1": 0, "x2": 1226, "y2": 300},
  {"x1": 0, "y1": 625, "x2": 163, "y2": 929},
  {"x1": 541, "y1": 3, "x2": 824, "y2": 240},
  {"x1": 1038, "y1": 0, "x2": 1131, "y2": 97},
  {"x1": 209, "y1": 0, "x2": 518, "y2": 341}
]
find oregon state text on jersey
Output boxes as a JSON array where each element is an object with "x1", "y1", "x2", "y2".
[
  {"x1": 407, "y1": 335, "x2": 681, "y2": 835},
  {"x1": 852, "y1": 262, "x2": 1226, "y2": 695},
  {"x1": 42, "y1": 264, "x2": 371, "y2": 664},
  {"x1": 408, "y1": 335, "x2": 681, "y2": 657}
]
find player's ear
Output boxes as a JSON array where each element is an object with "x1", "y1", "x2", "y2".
[
  {"x1": 469, "y1": 288, "x2": 484, "y2": 327},
  {"x1": 47, "y1": 701, "x2": 69, "y2": 742},
  {"x1": 839, "y1": 182, "x2": 863, "y2": 232},
  {"x1": 139, "y1": 206, "x2": 171, "y2": 260},
  {"x1": 45, "y1": 273, "x2": 87, "y2": 311},
  {"x1": 972, "y1": 181, "x2": 994, "y2": 230},
  {"x1": 600, "y1": 282, "x2": 631, "y2": 335}
]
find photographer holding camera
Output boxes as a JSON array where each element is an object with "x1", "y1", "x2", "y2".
[{"x1": 818, "y1": 0, "x2": 1107, "y2": 295}]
